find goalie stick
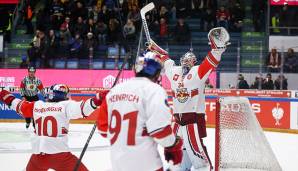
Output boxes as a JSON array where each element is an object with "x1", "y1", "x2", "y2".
[{"x1": 140, "y1": 2, "x2": 155, "y2": 42}]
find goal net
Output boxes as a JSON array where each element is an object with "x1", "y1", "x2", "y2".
[{"x1": 215, "y1": 97, "x2": 282, "y2": 171}]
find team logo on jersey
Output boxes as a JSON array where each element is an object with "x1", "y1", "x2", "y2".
[
  {"x1": 176, "y1": 88, "x2": 189, "y2": 103},
  {"x1": 26, "y1": 84, "x2": 36, "y2": 90}
]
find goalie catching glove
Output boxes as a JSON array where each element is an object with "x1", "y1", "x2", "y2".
[
  {"x1": 208, "y1": 27, "x2": 230, "y2": 49},
  {"x1": 0, "y1": 90, "x2": 15, "y2": 106},
  {"x1": 164, "y1": 136, "x2": 183, "y2": 165}
]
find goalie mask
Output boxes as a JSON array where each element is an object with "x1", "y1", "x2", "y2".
[
  {"x1": 135, "y1": 51, "x2": 163, "y2": 79},
  {"x1": 180, "y1": 50, "x2": 197, "y2": 76},
  {"x1": 47, "y1": 84, "x2": 70, "y2": 102}
]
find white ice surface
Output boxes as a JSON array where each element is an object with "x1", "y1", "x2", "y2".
[{"x1": 0, "y1": 123, "x2": 297, "y2": 171}]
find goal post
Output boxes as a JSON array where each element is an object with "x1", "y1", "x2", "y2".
[{"x1": 215, "y1": 97, "x2": 282, "y2": 171}]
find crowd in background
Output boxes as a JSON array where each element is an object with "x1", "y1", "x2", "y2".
[
  {"x1": 19, "y1": 0, "x2": 247, "y2": 68},
  {"x1": 266, "y1": 47, "x2": 298, "y2": 73},
  {"x1": 236, "y1": 73, "x2": 288, "y2": 90}
]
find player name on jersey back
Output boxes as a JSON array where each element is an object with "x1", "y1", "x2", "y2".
[{"x1": 108, "y1": 93, "x2": 139, "y2": 103}]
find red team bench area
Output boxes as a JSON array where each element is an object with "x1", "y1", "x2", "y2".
[{"x1": 1, "y1": 87, "x2": 298, "y2": 132}]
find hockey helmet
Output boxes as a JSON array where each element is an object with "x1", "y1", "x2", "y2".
[
  {"x1": 135, "y1": 51, "x2": 163, "y2": 77},
  {"x1": 47, "y1": 84, "x2": 70, "y2": 102},
  {"x1": 180, "y1": 50, "x2": 197, "y2": 68}
]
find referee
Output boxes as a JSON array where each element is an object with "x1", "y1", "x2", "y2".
[{"x1": 20, "y1": 66, "x2": 45, "y2": 128}]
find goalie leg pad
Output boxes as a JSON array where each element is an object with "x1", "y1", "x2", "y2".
[{"x1": 181, "y1": 124, "x2": 212, "y2": 170}]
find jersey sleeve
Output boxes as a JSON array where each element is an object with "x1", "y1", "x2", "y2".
[
  {"x1": 10, "y1": 98, "x2": 34, "y2": 118},
  {"x1": 145, "y1": 85, "x2": 176, "y2": 147},
  {"x1": 197, "y1": 51, "x2": 220, "y2": 81},
  {"x1": 164, "y1": 59, "x2": 176, "y2": 81},
  {"x1": 65, "y1": 98, "x2": 97, "y2": 119},
  {"x1": 37, "y1": 80, "x2": 45, "y2": 97},
  {"x1": 96, "y1": 98, "x2": 108, "y2": 138}
]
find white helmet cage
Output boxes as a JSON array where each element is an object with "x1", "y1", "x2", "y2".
[{"x1": 180, "y1": 51, "x2": 197, "y2": 68}]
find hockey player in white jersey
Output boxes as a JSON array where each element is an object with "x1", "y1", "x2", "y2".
[
  {"x1": 148, "y1": 27, "x2": 230, "y2": 171},
  {"x1": 0, "y1": 84, "x2": 106, "y2": 171},
  {"x1": 96, "y1": 50, "x2": 184, "y2": 171}
]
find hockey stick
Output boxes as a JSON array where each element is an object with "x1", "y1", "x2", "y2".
[{"x1": 140, "y1": 2, "x2": 155, "y2": 42}]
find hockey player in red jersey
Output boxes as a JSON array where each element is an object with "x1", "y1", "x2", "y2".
[
  {"x1": 96, "y1": 50, "x2": 183, "y2": 171},
  {"x1": 0, "y1": 84, "x2": 106, "y2": 171},
  {"x1": 148, "y1": 27, "x2": 230, "y2": 171}
]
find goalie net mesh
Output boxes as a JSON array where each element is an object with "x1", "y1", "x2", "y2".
[{"x1": 215, "y1": 97, "x2": 282, "y2": 171}]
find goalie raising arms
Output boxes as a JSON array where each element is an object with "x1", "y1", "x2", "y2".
[{"x1": 149, "y1": 27, "x2": 230, "y2": 171}]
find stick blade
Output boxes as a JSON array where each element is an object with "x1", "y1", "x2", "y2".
[{"x1": 140, "y1": 2, "x2": 155, "y2": 17}]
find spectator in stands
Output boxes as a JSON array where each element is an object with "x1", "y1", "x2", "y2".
[
  {"x1": 158, "y1": 5, "x2": 170, "y2": 23},
  {"x1": 157, "y1": 18, "x2": 168, "y2": 43},
  {"x1": 84, "y1": 32, "x2": 97, "y2": 58},
  {"x1": 274, "y1": 74, "x2": 288, "y2": 90},
  {"x1": 47, "y1": 29, "x2": 59, "y2": 62},
  {"x1": 250, "y1": 74, "x2": 263, "y2": 89},
  {"x1": 173, "y1": 18, "x2": 190, "y2": 44},
  {"x1": 229, "y1": 3, "x2": 244, "y2": 32},
  {"x1": 284, "y1": 48, "x2": 298, "y2": 73},
  {"x1": 123, "y1": 19, "x2": 136, "y2": 43},
  {"x1": 98, "y1": 5, "x2": 111, "y2": 24},
  {"x1": 72, "y1": 17, "x2": 86, "y2": 37},
  {"x1": 60, "y1": 17, "x2": 71, "y2": 32},
  {"x1": 127, "y1": 5, "x2": 141, "y2": 31},
  {"x1": 252, "y1": 0, "x2": 265, "y2": 32},
  {"x1": 95, "y1": 19, "x2": 108, "y2": 44},
  {"x1": 69, "y1": 33, "x2": 83, "y2": 58},
  {"x1": 22, "y1": 0, "x2": 34, "y2": 34},
  {"x1": 38, "y1": 31, "x2": 49, "y2": 68},
  {"x1": 201, "y1": 8, "x2": 216, "y2": 31},
  {"x1": 266, "y1": 48, "x2": 281, "y2": 72},
  {"x1": 59, "y1": 24, "x2": 72, "y2": 58},
  {"x1": 271, "y1": 13, "x2": 280, "y2": 34},
  {"x1": 237, "y1": 74, "x2": 249, "y2": 89},
  {"x1": 71, "y1": 1, "x2": 88, "y2": 21},
  {"x1": 205, "y1": 78, "x2": 214, "y2": 89},
  {"x1": 89, "y1": 5, "x2": 100, "y2": 22},
  {"x1": 85, "y1": 18, "x2": 96, "y2": 35},
  {"x1": 49, "y1": 0, "x2": 65, "y2": 31},
  {"x1": 108, "y1": 18, "x2": 121, "y2": 44},
  {"x1": 120, "y1": 0, "x2": 130, "y2": 22},
  {"x1": 216, "y1": 6, "x2": 230, "y2": 29},
  {"x1": 262, "y1": 73, "x2": 274, "y2": 90}
]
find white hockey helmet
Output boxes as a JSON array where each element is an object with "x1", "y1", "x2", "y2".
[{"x1": 180, "y1": 50, "x2": 197, "y2": 68}]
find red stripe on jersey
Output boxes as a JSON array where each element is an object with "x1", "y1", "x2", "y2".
[
  {"x1": 173, "y1": 122, "x2": 180, "y2": 136},
  {"x1": 186, "y1": 124, "x2": 200, "y2": 153},
  {"x1": 20, "y1": 81, "x2": 25, "y2": 88},
  {"x1": 207, "y1": 51, "x2": 219, "y2": 66},
  {"x1": 198, "y1": 52, "x2": 218, "y2": 79},
  {"x1": 150, "y1": 125, "x2": 173, "y2": 139},
  {"x1": 17, "y1": 100, "x2": 34, "y2": 118},
  {"x1": 97, "y1": 99, "x2": 108, "y2": 135}
]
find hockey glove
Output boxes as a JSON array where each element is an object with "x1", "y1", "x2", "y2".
[
  {"x1": 0, "y1": 90, "x2": 15, "y2": 106},
  {"x1": 147, "y1": 40, "x2": 169, "y2": 62},
  {"x1": 92, "y1": 90, "x2": 109, "y2": 106},
  {"x1": 208, "y1": 27, "x2": 230, "y2": 49},
  {"x1": 164, "y1": 136, "x2": 183, "y2": 165}
]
